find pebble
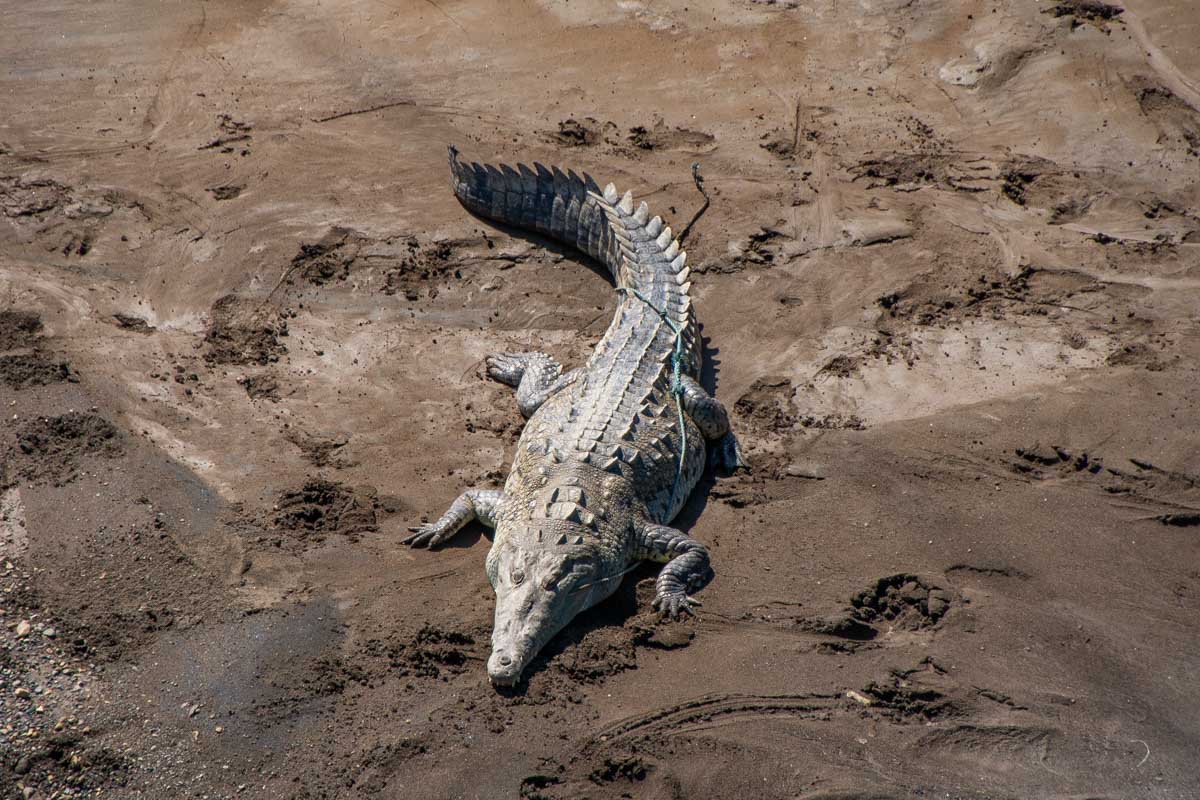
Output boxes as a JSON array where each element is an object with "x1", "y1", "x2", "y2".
[
  {"x1": 15, "y1": 686, "x2": 31, "y2": 699},
  {"x1": 42, "y1": 627, "x2": 56, "y2": 639},
  {"x1": 15, "y1": 619, "x2": 31, "y2": 637}
]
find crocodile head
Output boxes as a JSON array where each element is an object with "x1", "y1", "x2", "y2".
[{"x1": 484, "y1": 538, "x2": 617, "y2": 686}]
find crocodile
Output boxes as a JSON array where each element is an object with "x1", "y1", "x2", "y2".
[{"x1": 403, "y1": 146, "x2": 745, "y2": 686}]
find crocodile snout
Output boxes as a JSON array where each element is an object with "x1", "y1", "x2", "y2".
[{"x1": 487, "y1": 648, "x2": 523, "y2": 685}]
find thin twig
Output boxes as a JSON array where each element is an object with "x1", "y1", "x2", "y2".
[{"x1": 678, "y1": 162, "x2": 710, "y2": 246}]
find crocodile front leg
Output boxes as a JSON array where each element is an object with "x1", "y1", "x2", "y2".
[
  {"x1": 485, "y1": 352, "x2": 576, "y2": 418},
  {"x1": 637, "y1": 521, "x2": 711, "y2": 618},
  {"x1": 678, "y1": 374, "x2": 747, "y2": 471},
  {"x1": 403, "y1": 488, "x2": 503, "y2": 548}
]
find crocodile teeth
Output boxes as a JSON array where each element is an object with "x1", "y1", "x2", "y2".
[
  {"x1": 555, "y1": 533, "x2": 569, "y2": 545},
  {"x1": 656, "y1": 228, "x2": 672, "y2": 248},
  {"x1": 671, "y1": 253, "x2": 687, "y2": 271},
  {"x1": 646, "y1": 216, "x2": 663, "y2": 236},
  {"x1": 572, "y1": 535, "x2": 585, "y2": 545},
  {"x1": 674, "y1": 266, "x2": 690, "y2": 285},
  {"x1": 678, "y1": 281, "x2": 692, "y2": 293},
  {"x1": 633, "y1": 201, "x2": 650, "y2": 224},
  {"x1": 603, "y1": 182, "x2": 619, "y2": 203},
  {"x1": 663, "y1": 239, "x2": 679, "y2": 258},
  {"x1": 618, "y1": 190, "x2": 634, "y2": 214}
]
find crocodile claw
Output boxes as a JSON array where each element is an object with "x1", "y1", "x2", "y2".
[
  {"x1": 401, "y1": 524, "x2": 446, "y2": 549},
  {"x1": 653, "y1": 592, "x2": 701, "y2": 619}
]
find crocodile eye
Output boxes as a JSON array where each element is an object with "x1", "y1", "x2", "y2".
[{"x1": 510, "y1": 568, "x2": 525, "y2": 585}]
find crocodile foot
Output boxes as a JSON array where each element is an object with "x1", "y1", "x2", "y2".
[{"x1": 653, "y1": 591, "x2": 701, "y2": 619}]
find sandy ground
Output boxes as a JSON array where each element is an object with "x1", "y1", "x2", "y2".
[{"x1": 2, "y1": 0, "x2": 1200, "y2": 797}]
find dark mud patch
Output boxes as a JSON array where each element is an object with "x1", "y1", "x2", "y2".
[
  {"x1": 112, "y1": 313, "x2": 155, "y2": 333},
  {"x1": 734, "y1": 376, "x2": 796, "y2": 433},
  {"x1": 543, "y1": 117, "x2": 616, "y2": 147},
  {"x1": 0, "y1": 309, "x2": 43, "y2": 349},
  {"x1": 852, "y1": 153, "x2": 999, "y2": 193},
  {"x1": 1106, "y1": 341, "x2": 1168, "y2": 370},
  {"x1": 239, "y1": 373, "x2": 280, "y2": 401},
  {"x1": 285, "y1": 429, "x2": 351, "y2": 468},
  {"x1": 0, "y1": 353, "x2": 74, "y2": 389},
  {"x1": 203, "y1": 295, "x2": 288, "y2": 366},
  {"x1": 0, "y1": 176, "x2": 70, "y2": 218},
  {"x1": 1130, "y1": 77, "x2": 1200, "y2": 156},
  {"x1": 351, "y1": 737, "x2": 430, "y2": 795},
  {"x1": 291, "y1": 226, "x2": 361, "y2": 285},
  {"x1": 198, "y1": 113, "x2": 252, "y2": 153},
  {"x1": 271, "y1": 479, "x2": 381, "y2": 541},
  {"x1": 0, "y1": 732, "x2": 131, "y2": 797},
  {"x1": 1045, "y1": 0, "x2": 1123, "y2": 29},
  {"x1": 207, "y1": 184, "x2": 244, "y2": 200},
  {"x1": 627, "y1": 120, "x2": 715, "y2": 152},
  {"x1": 858, "y1": 678, "x2": 957, "y2": 722},
  {"x1": 358, "y1": 624, "x2": 483, "y2": 681},
  {"x1": 4, "y1": 413, "x2": 124, "y2": 488},
  {"x1": 945, "y1": 563, "x2": 1030, "y2": 580}
]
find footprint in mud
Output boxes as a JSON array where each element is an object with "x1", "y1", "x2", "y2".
[{"x1": 801, "y1": 573, "x2": 956, "y2": 644}]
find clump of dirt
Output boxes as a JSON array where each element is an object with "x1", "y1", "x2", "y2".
[
  {"x1": 285, "y1": 429, "x2": 351, "y2": 468},
  {"x1": 303, "y1": 654, "x2": 372, "y2": 696},
  {"x1": 1130, "y1": 78, "x2": 1200, "y2": 156},
  {"x1": 4, "y1": 413, "x2": 124, "y2": 487},
  {"x1": 0, "y1": 733, "x2": 131, "y2": 796},
  {"x1": 589, "y1": 755, "x2": 651, "y2": 785},
  {"x1": 203, "y1": 295, "x2": 288, "y2": 365},
  {"x1": 849, "y1": 574, "x2": 953, "y2": 631},
  {"x1": 797, "y1": 412, "x2": 866, "y2": 431},
  {"x1": 734, "y1": 377, "x2": 796, "y2": 433},
  {"x1": 239, "y1": 373, "x2": 280, "y2": 401},
  {"x1": 544, "y1": 117, "x2": 612, "y2": 147},
  {"x1": 207, "y1": 184, "x2": 243, "y2": 200},
  {"x1": 860, "y1": 677, "x2": 957, "y2": 721},
  {"x1": 292, "y1": 226, "x2": 362, "y2": 285},
  {"x1": 199, "y1": 113, "x2": 252, "y2": 153},
  {"x1": 627, "y1": 120, "x2": 715, "y2": 151},
  {"x1": 271, "y1": 478, "x2": 380, "y2": 541},
  {"x1": 0, "y1": 309, "x2": 43, "y2": 349},
  {"x1": 112, "y1": 313, "x2": 155, "y2": 333},
  {"x1": 372, "y1": 625, "x2": 480, "y2": 680},
  {"x1": 1045, "y1": 0, "x2": 1123, "y2": 29},
  {"x1": 1106, "y1": 341, "x2": 1167, "y2": 370},
  {"x1": 381, "y1": 238, "x2": 456, "y2": 298},
  {"x1": 851, "y1": 154, "x2": 998, "y2": 193},
  {"x1": 0, "y1": 353, "x2": 74, "y2": 389},
  {"x1": 0, "y1": 176, "x2": 69, "y2": 218}
]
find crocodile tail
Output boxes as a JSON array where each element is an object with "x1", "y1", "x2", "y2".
[{"x1": 448, "y1": 145, "x2": 697, "y2": 368}]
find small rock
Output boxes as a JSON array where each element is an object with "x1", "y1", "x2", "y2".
[
  {"x1": 42, "y1": 627, "x2": 56, "y2": 639},
  {"x1": 14, "y1": 687, "x2": 31, "y2": 699},
  {"x1": 15, "y1": 619, "x2": 31, "y2": 637},
  {"x1": 14, "y1": 755, "x2": 30, "y2": 774}
]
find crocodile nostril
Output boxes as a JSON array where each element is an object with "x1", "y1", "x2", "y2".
[{"x1": 498, "y1": 654, "x2": 512, "y2": 666}]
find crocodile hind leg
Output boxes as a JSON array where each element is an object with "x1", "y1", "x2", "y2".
[
  {"x1": 677, "y1": 375, "x2": 748, "y2": 471},
  {"x1": 637, "y1": 521, "x2": 712, "y2": 618},
  {"x1": 485, "y1": 352, "x2": 573, "y2": 418},
  {"x1": 403, "y1": 488, "x2": 504, "y2": 548}
]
